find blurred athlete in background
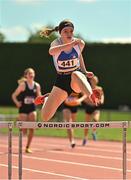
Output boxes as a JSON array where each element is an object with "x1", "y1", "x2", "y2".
[
  {"x1": 63, "y1": 92, "x2": 87, "y2": 148},
  {"x1": 82, "y1": 76, "x2": 104, "y2": 145},
  {"x1": 12, "y1": 68, "x2": 41, "y2": 153},
  {"x1": 62, "y1": 75, "x2": 103, "y2": 148}
]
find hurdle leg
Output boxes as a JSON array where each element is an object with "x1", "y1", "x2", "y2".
[
  {"x1": 19, "y1": 128, "x2": 23, "y2": 180},
  {"x1": 8, "y1": 127, "x2": 12, "y2": 180},
  {"x1": 122, "y1": 126, "x2": 127, "y2": 180}
]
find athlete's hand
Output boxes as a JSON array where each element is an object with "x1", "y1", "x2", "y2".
[
  {"x1": 93, "y1": 88, "x2": 103, "y2": 100},
  {"x1": 72, "y1": 39, "x2": 81, "y2": 46},
  {"x1": 86, "y1": 71, "x2": 94, "y2": 78},
  {"x1": 16, "y1": 101, "x2": 22, "y2": 108},
  {"x1": 34, "y1": 93, "x2": 49, "y2": 105}
]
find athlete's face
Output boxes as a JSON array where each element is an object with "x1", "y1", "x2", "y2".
[
  {"x1": 26, "y1": 70, "x2": 35, "y2": 80},
  {"x1": 60, "y1": 27, "x2": 74, "y2": 42}
]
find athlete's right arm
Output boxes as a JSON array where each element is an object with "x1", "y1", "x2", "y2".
[
  {"x1": 49, "y1": 39, "x2": 81, "y2": 56},
  {"x1": 11, "y1": 82, "x2": 25, "y2": 108}
]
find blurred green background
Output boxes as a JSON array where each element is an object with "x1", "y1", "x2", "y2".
[{"x1": 0, "y1": 43, "x2": 131, "y2": 109}]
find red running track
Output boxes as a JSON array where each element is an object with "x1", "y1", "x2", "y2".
[{"x1": 0, "y1": 135, "x2": 131, "y2": 179}]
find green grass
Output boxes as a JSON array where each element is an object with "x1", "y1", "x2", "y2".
[
  {"x1": 0, "y1": 106, "x2": 131, "y2": 141},
  {"x1": 0, "y1": 106, "x2": 18, "y2": 114}
]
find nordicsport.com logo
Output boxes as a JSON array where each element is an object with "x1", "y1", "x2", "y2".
[{"x1": 37, "y1": 122, "x2": 110, "y2": 129}]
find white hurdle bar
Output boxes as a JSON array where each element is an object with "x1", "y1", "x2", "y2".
[
  {"x1": 0, "y1": 122, "x2": 13, "y2": 180},
  {"x1": 16, "y1": 121, "x2": 128, "y2": 129},
  {"x1": 16, "y1": 121, "x2": 128, "y2": 180}
]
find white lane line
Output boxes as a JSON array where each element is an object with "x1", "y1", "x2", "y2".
[
  {"x1": 48, "y1": 150, "x2": 131, "y2": 162},
  {"x1": 0, "y1": 164, "x2": 88, "y2": 180},
  {"x1": 13, "y1": 154, "x2": 131, "y2": 172},
  {"x1": 1, "y1": 143, "x2": 131, "y2": 156},
  {"x1": 28, "y1": 143, "x2": 130, "y2": 155},
  {"x1": 0, "y1": 144, "x2": 124, "y2": 159},
  {"x1": 37, "y1": 141, "x2": 131, "y2": 150},
  {"x1": 0, "y1": 144, "x2": 37, "y2": 150},
  {"x1": 1, "y1": 137, "x2": 131, "y2": 150}
]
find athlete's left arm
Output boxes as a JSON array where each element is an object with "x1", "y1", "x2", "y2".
[
  {"x1": 79, "y1": 40, "x2": 94, "y2": 78},
  {"x1": 36, "y1": 83, "x2": 42, "y2": 96}
]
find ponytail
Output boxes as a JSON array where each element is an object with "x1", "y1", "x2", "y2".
[
  {"x1": 40, "y1": 26, "x2": 59, "y2": 37},
  {"x1": 17, "y1": 77, "x2": 26, "y2": 85}
]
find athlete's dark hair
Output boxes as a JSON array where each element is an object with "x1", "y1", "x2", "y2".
[{"x1": 40, "y1": 19, "x2": 74, "y2": 37}]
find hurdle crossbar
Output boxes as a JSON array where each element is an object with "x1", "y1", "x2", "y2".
[
  {"x1": 0, "y1": 121, "x2": 14, "y2": 128},
  {"x1": 16, "y1": 121, "x2": 128, "y2": 129}
]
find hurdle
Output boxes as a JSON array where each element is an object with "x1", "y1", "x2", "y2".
[
  {"x1": 0, "y1": 121, "x2": 13, "y2": 180},
  {"x1": 16, "y1": 121, "x2": 128, "y2": 180}
]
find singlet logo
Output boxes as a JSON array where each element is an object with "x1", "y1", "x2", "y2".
[
  {"x1": 24, "y1": 96, "x2": 34, "y2": 104},
  {"x1": 33, "y1": 89, "x2": 37, "y2": 93}
]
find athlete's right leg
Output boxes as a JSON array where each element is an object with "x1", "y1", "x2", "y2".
[
  {"x1": 41, "y1": 86, "x2": 68, "y2": 121},
  {"x1": 71, "y1": 71, "x2": 92, "y2": 95},
  {"x1": 71, "y1": 71, "x2": 98, "y2": 106}
]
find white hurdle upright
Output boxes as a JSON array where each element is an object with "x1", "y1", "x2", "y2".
[
  {"x1": 16, "y1": 121, "x2": 128, "y2": 180},
  {"x1": 0, "y1": 121, "x2": 13, "y2": 180}
]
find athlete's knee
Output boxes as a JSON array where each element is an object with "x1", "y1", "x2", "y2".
[
  {"x1": 72, "y1": 71, "x2": 80, "y2": 78},
  {"x1": 72, "y1": 71, "x2": 85, "y2": 80}
]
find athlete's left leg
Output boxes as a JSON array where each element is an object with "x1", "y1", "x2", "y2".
[
  {"x1": 25, "y1": 111, "x2": 37, "y2": 153},
  {"x1": 41, "y1": 86, "x2": 68, "y2": 121}
]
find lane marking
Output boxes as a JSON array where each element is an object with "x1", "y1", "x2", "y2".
[
  {"x1": 13, "y1": 154, "x2": 131, "y2": 172},
  {"x1": 1, "y1": 143, "x2": 131, "y2": 156},
  {"x1": 48, "y1": 150, "x2": 131, "y2": 162},
  {"x1": 1, "y1": 143, "x2": 131, "y2": 157},
  {"x1": 0, "y1": 163, "x2": 88, "y2": 180},
  {"x1": 0, "y1": 137, "x2": 129, "y2": 150}
]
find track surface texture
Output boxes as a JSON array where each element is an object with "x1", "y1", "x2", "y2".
[{"x1": 0, "y1": 136, "x2": 131, "y2": 180}]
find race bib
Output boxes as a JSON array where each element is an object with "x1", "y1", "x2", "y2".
[
  {"x1": 24, "y1": 97, "x2": 34, "y2": 104},
  {"x1": 58, "y1": 58, "x2": 78, "y2": 68}
]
